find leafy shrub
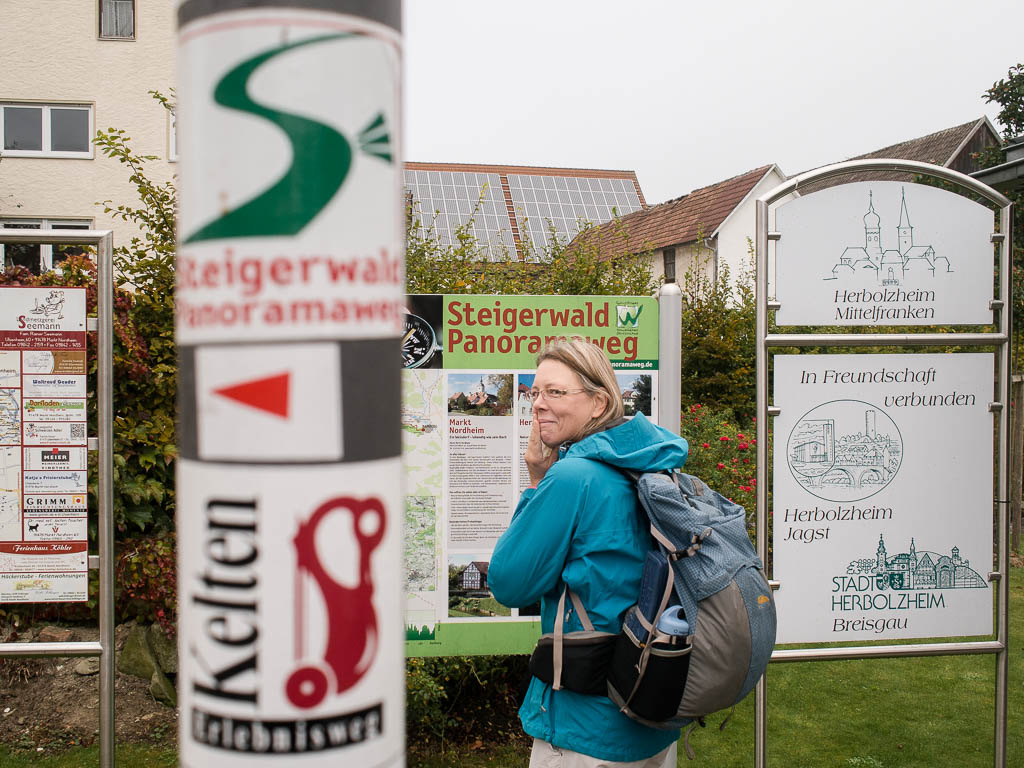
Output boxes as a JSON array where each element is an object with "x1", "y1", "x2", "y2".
[
  {"x1": 0, "y1": 254, "x2": 172, "y2": 535},
  {"x1": 406, "y1": 655, "x2": 530, "y2": 748},
  {"x1": 679, "y1": 403, "x2": 758, "y2": 526},
  {"x1": 115, "y1": 532, "x2": 176, "y2": 637},
  {"x1": 678, "y1": 238, "x2": 757, "y2": 423}
]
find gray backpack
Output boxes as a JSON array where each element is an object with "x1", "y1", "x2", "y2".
[{"x1": 606, "y1": 471, "x2": 777, "y2": 758}]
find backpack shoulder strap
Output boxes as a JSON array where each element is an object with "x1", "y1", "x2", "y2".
[{"x1": 551, "y1": 585, "x2": 594, "y2": 691}]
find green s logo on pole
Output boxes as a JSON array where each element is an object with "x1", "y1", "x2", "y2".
[{"x1": 185, "y1": 33, "x2": 392, "y2": 244}]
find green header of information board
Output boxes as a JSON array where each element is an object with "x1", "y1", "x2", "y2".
[{"x1": 443, "y1": 295, "x2": 658, "y2": 370}]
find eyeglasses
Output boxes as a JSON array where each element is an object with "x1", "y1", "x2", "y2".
[{"x1": 528, "y1": 388, "x2": 587, "y2": 401}]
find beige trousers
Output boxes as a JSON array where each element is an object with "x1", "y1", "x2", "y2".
[{"x1": 529, "y1": 738, "x2": 677, "y2": 768}]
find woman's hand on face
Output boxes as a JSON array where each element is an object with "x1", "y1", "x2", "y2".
[{"x1": 525, "y1": 414, "x2": 557, "y2": 486}]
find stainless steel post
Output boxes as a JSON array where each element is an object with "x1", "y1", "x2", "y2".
[
  {"x1": 657, "y1": 282, "x2": 682, "y2": 434},
  {"x1": 754, "y1": 198, "x2": 769, "y2": 768},
  {"x1": 98, "y1": 230, "x2": 116, "y2": 768},
  {"x1": 994, "y1": 204, "x2": 1012, "y2": 768}
]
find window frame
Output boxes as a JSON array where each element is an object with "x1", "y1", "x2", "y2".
[
  {"x1": 0, "y1": 103, "x2": 95, "y2": 159},
  {"x1": 98, "y1": 0, "x2": 135, "y2": 40},
  {"x1": 0, "y1": 218, "x2": 95, "y2": 274},
  {"x1": 663, "y1": 246, "x2": 677, "y2": 283}
]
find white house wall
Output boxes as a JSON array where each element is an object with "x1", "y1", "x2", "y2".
[
  {"x1": 1, "y1": 1, "x2": 176, "y2": 251},
  {"x1": 713, "y1": 167, "x2": 790, "y2": 299}
]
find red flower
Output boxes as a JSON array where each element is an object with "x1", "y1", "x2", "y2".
[
  {"x1": 737, "y1": 442, "x2": 748, "y2": 450},
  {"x1": 717, "y1": 462, "x2": 725, "y2": 469},
  {"x1": 702, "y1": 442, "x2": 710, "y2": 448},
  {"x1": 737, "y1": 433, "x2": 745, "y2": 439},
  {"x1": 720, "y1": 436, "x2": 730, "y2": 442}
]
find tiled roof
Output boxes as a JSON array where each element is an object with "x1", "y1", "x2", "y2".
[
  {"x1": 795, "y1": 119, "x2": 991, "y2": 194},
  {"x1": 572, "y1": 165, "x2": 774, "y2": 258}
]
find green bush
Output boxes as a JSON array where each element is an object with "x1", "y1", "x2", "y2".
[
  {"x1": 678, "y1": 237, "x2": 757, "y2": 423},
  {"x1": 679, "y1": 404, "x2": 758, "y2": 524},
  {"x1": 115, "y1": 532, "x2": 176, "y2": 637},
  {"x1": 406, "y1": 655, "x2": 530, "y2": 748}
]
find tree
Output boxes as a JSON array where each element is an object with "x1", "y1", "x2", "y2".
[
  {"x1": 405, "y1": 195, "x2": 657, "y2": 298},
  {"x1": 90, "y1": 90, "x2": 179, "y2": 532},
  {"x1": 631, "y1": 375, "x2": 652, "y2": 417},
  {"x1": 979, "y1": 65, "x2": 1024, "y2": 355},
  {"x1": 677, "y1": 233, "x2": 757, "y2": 424}
]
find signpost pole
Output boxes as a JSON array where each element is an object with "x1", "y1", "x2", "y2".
[
  {"x1": 176, "y1": 3, "x2": 405, "y2": 765},
  {"x1": 994, "y1": 205, "x2": 1013, "y2": 768},
  {"x1": 754, "y1": 197, "x2": 770, "y2": 768}
]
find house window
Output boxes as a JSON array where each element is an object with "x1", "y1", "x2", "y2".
[
  {"x1": 0, "y1": 219, "x2": 92, "y2": 275},
  {"x1": 100, "y1": 0, "x2": 134, "y2": 39},
  {"x1": 663, "y1": 247, "x2": 677, "y2": 283},
  {"x1": 1, "y1": 104, "x2": 94, "y2": 158}
]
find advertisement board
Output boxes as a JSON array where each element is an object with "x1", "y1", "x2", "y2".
[
  {"x1": 772, "y1": 353, "x2": 994, "y2": 643},
  {"x1": 402, "y1": 294, "x2": 659, "y2": 655},
  {"x1": 0, "y1": 286, "x2": 89, "y2": 603}
]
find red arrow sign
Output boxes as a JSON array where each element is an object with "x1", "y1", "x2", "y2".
[{"x1": 213, "y1": 372, "x2": 290, "y2": 419}]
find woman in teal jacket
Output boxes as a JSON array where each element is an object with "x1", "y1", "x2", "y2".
[{"x1": 489, "y1": 341, "x2": 688, "y2": 767}]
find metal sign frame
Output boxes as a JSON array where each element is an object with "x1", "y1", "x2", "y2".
[
  {"x1": 0, "y1": 230, "x2": 115, "y2": 768},
  {"x1": 755, "y1": 161, "x2": 1013, "y2": 768}
]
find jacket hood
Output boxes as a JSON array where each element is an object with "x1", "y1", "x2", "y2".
[{"x1": 565, "y1": 412, "x2": 687, "y2": 471}]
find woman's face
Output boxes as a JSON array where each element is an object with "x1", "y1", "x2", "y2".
[{"x1": 532, "y1": 359, "x2": 608, "y2": 448}]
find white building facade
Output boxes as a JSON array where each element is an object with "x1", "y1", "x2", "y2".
[{"x1": 1, "y1": 0, "x2": 176, "y2": 272}]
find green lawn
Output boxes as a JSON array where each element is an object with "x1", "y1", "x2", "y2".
[
  {"x1": 416, "y1": 567, "x2": 1024, "y2": 767},
  {"x1": 4, "y1": 570, "x2": 1020, "y2": 767}
]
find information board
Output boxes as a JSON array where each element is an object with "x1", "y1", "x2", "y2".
[
  {"x1": 0, "y1": 286, "x2": 89, "y2": 603},
  {"x1": 402, "y1": 294, "x2": 659, "y2": 656},
  {"x1": 775, "y1": 182, "x2": 994, "y2": 326},
  {"x1": 772, "y1": 353, "x2": 994, "y2": 643}
]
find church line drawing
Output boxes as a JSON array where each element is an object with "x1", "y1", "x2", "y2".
[
  {"x1": 847, "y1": 534, "x2": 987, "y2": 591},
  {"x1": 827, "y1": 188, "x2": 953, "y2": 286}
]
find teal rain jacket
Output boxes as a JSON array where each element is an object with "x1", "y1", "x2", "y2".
[{"x1": 489, "y1": 413, "x2": 688, "y2": 762}]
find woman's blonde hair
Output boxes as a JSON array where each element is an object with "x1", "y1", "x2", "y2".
[{"x1": 536, "y1": 339, "x2": 624, "y2": 439}]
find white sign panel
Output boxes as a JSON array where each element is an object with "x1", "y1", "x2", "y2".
[
  {"x1": 176, "y1": 13, "x2": 403, "y2": 345},
  {"x1": 177, "y1": 458, "x2": 403, "y2": 765},
  {"x1": 194, "y1": 343, "x2": 342, "y2": 462},
  {"x1": 23, "y1": 375, "x2": 86, "y2": 398},
  {"x1": 0, "y1": 287, "x2": 87, "y2": 350},
  {"x1": 0, "y1": 542, "x2": 88, "y2": 602},
  {"x1": 23, "y1": 447, "x2": 88, "y2": 471},
  {"x1": 775, "y1": 182, "x2": 994, "y2": 326},
  {"x1": 772, "y1": 353, "x2": 993, "y2": 643},
  {"x1": 22, "y1": 422, "x2": 87, "y2": 446}
]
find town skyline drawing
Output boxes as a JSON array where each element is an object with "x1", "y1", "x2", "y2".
[{"x1": 826, "y1": 187, "x2": 953, "y2": 287}]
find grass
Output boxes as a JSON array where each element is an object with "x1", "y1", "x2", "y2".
[
  {"x1": 0, "y1": 744, "x2": 177, "y2": 767},
  {"x1": 414, "y1": 566, "x2": 1024, "y2": 767},
  {"x1": 4, "y1": 570, "x2": 1021, "y2": 767}
]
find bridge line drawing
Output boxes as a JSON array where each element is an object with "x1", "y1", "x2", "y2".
[{"x1": 788, "y1": 400, "x2": 903, "y2": 502}]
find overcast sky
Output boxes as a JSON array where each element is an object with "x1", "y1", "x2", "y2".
[{"x1": 403, "y1": 0, "x2": 1023, "y2": 205}]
